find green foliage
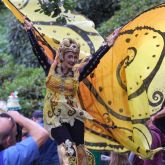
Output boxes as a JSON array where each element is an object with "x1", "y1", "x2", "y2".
[
  {"x1": 35, "y1": 0, "x2": 76, "y2": 24},
  {"x1": 0, "y1": 2, "x2": 5, "y2": 9},
  {"x1": 0, "y1": 4, "x2": 8, "y2": 53},
  {"x1": 0, "y1": 52, "x2": 45, "y2": 116},
  {"x1": 35, "y1": 0, "x2": 120, "y2": 27},
  {"x1": 97, "y1": 0, "x2": 165, "y2": 37},
  {"x1": 76, "y1": 0, "x2": 120, "y2": 27},
  {"x1": 7, "y1": 16, "x2": 39, "y2": 67},
  {"x1": 0, "y1": 7, "x2": 45, "y2": 117}
]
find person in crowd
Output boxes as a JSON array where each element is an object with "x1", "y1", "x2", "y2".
[
  {"x1": 110, "y1": 152, "x2": 131, "y2": 165},
  {"x1": 31, "y1": 110, "x2": 60, "y2": 165},
  {"x1": 24, "y1": 18, "x2": 120, "y2": 164},
  {"x1": 0, "y1": 110, "x2": 49, "y2": 165},
  {"x1": 129, "y1": 102, "x2": 165, "y2": 165}
]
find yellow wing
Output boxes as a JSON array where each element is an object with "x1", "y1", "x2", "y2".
[
  {"x1": 79, "y1": 3, "x2": 165, "y2": 159},
  {"x1": 2, "y1": 0, "x2": 103, "y2": 61}
]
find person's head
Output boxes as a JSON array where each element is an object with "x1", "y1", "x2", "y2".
[
  {"x1": 0, "y1": 113, "x2": 17, "y2": 150},
  {"x1": 32, "y1": 110, "x2": 43, "y2": 124},
  {"x1": 110, "y1": 152, "x2": 131, "y2": 165},
  {"x1": 59, "y1": 38, "x2": 80, "y2": 69}
]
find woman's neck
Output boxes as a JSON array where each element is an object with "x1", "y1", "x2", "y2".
[{"x1": 61, "y1": 63, "x2": 71, "y2": 76}]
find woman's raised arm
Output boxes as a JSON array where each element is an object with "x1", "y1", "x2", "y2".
[
  {"x1": 24, "y1": 18, "x2": 54, "y2": 76},
  {"x1": 78, "y1": 27, "x2": 121, "y2": 81}
]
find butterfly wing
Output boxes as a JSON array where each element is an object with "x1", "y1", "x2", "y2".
[
  {"x1": 79, "y1": 3, "x2": 165, "y2": 158},
  {"x1": 2, "y1": 0, "x2": 103, "y2": 61}
]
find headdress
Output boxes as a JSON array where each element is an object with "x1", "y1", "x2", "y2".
[
  {"x1": 59, "y1": 38, "x2": 80, "y2": 61},
  {"x1": 7, "y1": 91, "x2": 21, "y2": 111}
]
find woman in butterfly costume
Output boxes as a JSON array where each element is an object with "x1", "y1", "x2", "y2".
[
  {"x1": 3, "y1": 0, "x2": 165, "y2": 161},
  {"x1": 24, "y1": 19, "x2": 120, "y2": 165}
]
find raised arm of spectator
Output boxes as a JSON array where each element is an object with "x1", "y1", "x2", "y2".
[{"x1": 7, "y1": 111, "x2": 48, "y2": 147}]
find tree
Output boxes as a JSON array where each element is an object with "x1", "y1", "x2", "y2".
[
  {"x1": 35, "y1": 0, "x2": 77, "y2": 24},
  {"x1": 0, "y1": 52, "x2": 45, "y2": 116},
  {"x1": 76, "y1": 0, "x2": 120, "y2": 27},
  {"x1": 97, "y1": 0, "x2": 165, "y2": 37},
  {"x1": 35, "y1": 0, "x2": 120, "y2": 27},
  {"x1": 7, "y1": 16, "x2": 39, "y2": 67},
  {"x1": 0, "y1": 7, "x2": 45, "y2": 116}
]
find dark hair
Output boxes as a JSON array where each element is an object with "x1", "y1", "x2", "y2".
[
  {"x1": 32, "y1": 110, "x2": 43, "y2": 119},
  {"x1": 161, "y1": 101, "x2": 165, "y2": 110},
  {"x1": 153, "y1": 101, "x2": 165, "y2": 134},
  {"x1": 110, "y1": 152, "x2": 131, "y2": 165},
  {"x1": 153, "y1": 117, "x2": 165, "y2": 134}
]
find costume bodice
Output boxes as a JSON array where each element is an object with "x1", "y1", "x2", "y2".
[
  {"x1": 44, "y1": 61, "x2": 93, "y2": 129},
  {"x1": 46, "y1": 62, "x2": 79, "y2": 97}
]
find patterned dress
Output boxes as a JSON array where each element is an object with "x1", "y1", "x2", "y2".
[{"x1": 44, "y1": 61, "x2": 92, "y2": 134}]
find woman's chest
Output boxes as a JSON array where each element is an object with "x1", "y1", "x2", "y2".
[{"x1": 46, "y1": 73, "x2": 79, "y2": 95}]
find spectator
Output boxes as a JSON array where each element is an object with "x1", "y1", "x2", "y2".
[
  {"x1": 32, "y1": 110, "x2": 44, "y2": 126},
  {"x1": 110, "y1": 151, "x2": 131, "y2": 165},
  {"x1": 0, "y1": 111, "x2": 49, "y2": 165},
  {"x1": 32, "y1": 110, "x2": 60, "y2": 165}
]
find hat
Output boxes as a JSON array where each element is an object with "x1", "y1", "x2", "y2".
[
  {"x1": 32, "y1": 110, "x2": 43, "y2": 119},
  {"x1": 7, "y1": 91, "x2": 21, "y2": 111}
]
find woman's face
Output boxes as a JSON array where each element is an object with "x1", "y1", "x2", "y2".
[{"x1": 62, "y1": 51, "x2": 79, "y2": 69}]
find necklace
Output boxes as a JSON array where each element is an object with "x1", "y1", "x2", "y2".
[{"x1": 55, "y1": 63, "x2": 74, "y2": 77}]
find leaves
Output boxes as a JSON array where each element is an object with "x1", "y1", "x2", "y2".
[
  {"x1": 34, "y1": 0, "x2": 120, "y2": 27},
  {"x1": 35, "y1": 0, "x2": 76, "y2": 23},
  {"x1": 0, "y1": 51, "x2": 45, "y2": 116},
  {"x1": 97, "y1": 0, "x2": 165, "y2": 37},
  {"x1": 0, "y1": 7, "x2": 45, "y2": 117},
  {"x1": 76, "y1": 0, "x2": 120, "y2": 27},
  {"x1": 7, "y1": 16, "x2": 39, "y2": 67}
]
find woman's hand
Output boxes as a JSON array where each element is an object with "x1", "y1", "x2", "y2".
[
  {"x1": 105, "y1": 27, "x2": 121, "y2": 47},
  {"x1": 23, "y1": 18, "x2": 33, "y2": 31},
  {"x1": 53, "y1": 59, "x2": 58, "y2": 65}
]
